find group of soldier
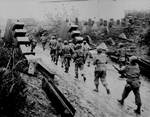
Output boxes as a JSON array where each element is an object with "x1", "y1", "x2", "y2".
[
  {"x1": 47, "y1": 35, "x2": 90, "y2": 82},
  {"x1": 28, "y1": 33, "x2": 142, "y2": 115}
]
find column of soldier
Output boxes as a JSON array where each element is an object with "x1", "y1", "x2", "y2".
[
  {"x1": 39, "y1": 33, "x2": 142, "y2": 115},
  {"x1": 28, "y1": 19, "x2": 143, "y2": 114}
]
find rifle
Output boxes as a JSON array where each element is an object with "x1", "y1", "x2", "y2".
[{"x1": 112, "y1": 65, "x2": 126, "y2": 78}]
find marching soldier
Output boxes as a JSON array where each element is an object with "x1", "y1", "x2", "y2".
[
  {"x1": 81, "y1": 40, "x2": 90, "y2": 65},
  {"x1": 68, "y1": 40, "x2": 75, "y2": 52},
  {"x1": 55, "y1": 38, "x2": 63, "y2": 65},
  {"x1": 49, "y1": 36, "x2": 58, "y2": 64},
  {"x1": 41, "y1": 33, "x2": 47, "y2": 51},
  {"x1": 30, "y1": 35, "x2": 37, "y2": 52},
  {"x1": 68, "y1": 40, "x2": 75, "y2": 62},
  {"x1": 118, "y1": 56, "x2": 142, "y2": 115},
  {"x1": 73, "y1": 44, "x2": 86, "y2": 82},
  {"x1": 86, "y1": 51, "x2": 93, "y2": 67},
  {"x1": 118, "y1": 43, "x2": 126, "y2": 68},
  {"x1": 93, "y1": 47, "x2": 110, "y2": 94},
  {"x1": 60, "y1": 42, "x2": 65, "y2": 68},
  {"x1": 61, "y1": 40, "x2": 74, "y2": 73}
]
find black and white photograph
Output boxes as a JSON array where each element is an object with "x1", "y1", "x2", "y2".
[{"x1": 0, "y1": 0, "x2": 150, "y2": 117}]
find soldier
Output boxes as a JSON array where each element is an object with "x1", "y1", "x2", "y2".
[
  {"x1": 61, "y1": 40, "x2": 74, "y2": 73},
  {"x1": 118, "y1": 56, "x2": 142, "y2": 115},
  {"x1": 86, "y1": 51, "x2": 93, "y2": 67},
  {"x1": 55, "y1": 38, "x2": 63, "y2": 65},
  {"x1": 73, "y1": 44, "x2": 86, "y2": 82},
  {"x1": 30, "y1": 35, "x2": 37, "y2": 52},
  {"x1": 68, "y1": 40, "x2": 75, "y2": 62},
  {"x1": 118, "y1": 43, "x2": 126, "y2": 68},
  {"x1": 93, "y1": 47, "x2": 110, "y2": 94},
  {"x1": 81, "y1": 40, "x2": 90, "y2": 64},
  {"x1": 68, "y1": 40, "x2": 75, "y2": 51},
  {"x1": 41, "y1": 33, "x2": 47, "y2": 51},
  {"x1": 49, "y1": 36, "x2": 58, "y2": 64},
  {"x1": 60, "y1": 42, "x2": 65, "y2": 68}
]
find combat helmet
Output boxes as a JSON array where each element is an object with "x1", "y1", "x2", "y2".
[
  {"x1": 58, "y1": 38, "x2": 62, "y2": 42},
  {"x1": 64, "y1": 40, "x2": 68, "y2": 45},
  {"x1": 129, "y1": 55, "x2": 138, "y2": 64},
  {"x1": 83, "y1": 40, "x2": 87, "y2": 44},
  {"x1": 96, "y1": 47, "x2": 103, "y2": 53},
  {"x1": 51, "y1": 35, "x2": 56, "y2": 40},
  {"x1": 129, "y1": 56, "x2": 137, "y2": 61}
]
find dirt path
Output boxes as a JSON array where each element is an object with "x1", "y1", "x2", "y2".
[{"x1": 29, "y1": 45, "x2": 150, "y2": 117}]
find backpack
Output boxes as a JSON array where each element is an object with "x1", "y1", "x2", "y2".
[
  {"x1": 75, "y1": 50, "x2": 85, "y2": 64},
  {"x1": 63, "y1": 46, "x2": 72, "y2": 57}
]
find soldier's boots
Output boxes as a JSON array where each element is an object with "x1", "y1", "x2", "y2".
[
  {"x1": 75, "y1": 74, "x2": 78, "y2": 79},
  {"x1": 83, "y1": 77, "x2": 86, "y2": 82},
  {"x1": 65, "y1": 69, "x2": 68, "y2": 73},
  {"x1": 134, "y1": 106, "x2": 141, "y2": 115},
  {"x1": 81, "y1": 74, "x2": 86, "y2": 82},
  {"x1": 65, "y1": 67, "x2": 69, "y2": 73},
  {"x1": 51, "y1": 55, "x2": 54, "y2": 62},
  {"x1": 93, "y1": 89, "x2": 99, "y2": 92},
  {"x1": 43, "y1": 47, "x2": 45, "y2": 51},
  {"x1": 106, "y1": 89, "x2": 110, "y2": 95},
  {"x1": 118, "y1": 100, "x2": 141, "y2": 114},
  {"x1": 93, "y1": 84, "x2": 99, "y2": 92}
]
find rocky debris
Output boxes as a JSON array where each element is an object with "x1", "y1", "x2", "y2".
[{"x1": 21, "y1": 74, "x2": 58, "y2": 117}]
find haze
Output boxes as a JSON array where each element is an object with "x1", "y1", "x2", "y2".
[{"x1": 0, "y1": 0, "x2": 150, "y2": 21}]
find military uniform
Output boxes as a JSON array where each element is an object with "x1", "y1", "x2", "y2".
[
  {"x1": 73, "y1": 44, "x2": 86, "y2": 81},
  {"x1": 82, "y1": 41, "x2": 90, "y2": 66},
  {"x1": 118, "y1": 56, "x2": 142, "y2": 114},
  {"x1": 62, "y1": 41, "x2": 74, "y2": 73},
  {"x1": 69, "y1": 42, "x2": 75, "y2": 52},
  {"x1": 86, "y1": 51, "x2": 93, "y2": 67},
  {"x1": 68, "y1": 40, "x2": 75, "y2": 61},
  {"x1": 60, "y1": 43, "x2": 65, "y2": 68},
  {"x1": 55, "y1": 39, "x2": 63, "y2": 65},
  {"x1": 41, "y1": 34, "x2": 47, "y2": 50},
  {"x1": 49, "y1": 38, "x2": 58, "y2": 64},
  {"x1": 30, "y1": 36, "x2": 37, "y2": 52},
  {"x1": 93, "y1": 48, "x2": 110, "y2": 94},
  {"x1": 118, "y1": 44, "x2": 127, "y2": 68}
]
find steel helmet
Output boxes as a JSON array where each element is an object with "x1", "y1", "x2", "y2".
[
  {"x1": 129, "y1": 56, "x2": 137, "y2": 62},
  {"x1": 69, "y1": 40, "x2": 72, "y2": 43},
  {"x1": 51, "y1": 35, "x2": 56, "y2": 39},
  {"x1": 96, "y1": 47, "x2": 103, "y2": 53},
  {"x1": 58, "y1": 38, "x2": 62, "y2": 42},
  {"x1": 83, "y1": 40, "x2": 86, "y2": 44},
  {"x1": 64, "y1": 40, "x2": 68, "y2": 45}
]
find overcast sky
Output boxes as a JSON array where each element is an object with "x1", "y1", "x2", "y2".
[{"x1": 0, "y1": 0, "x2": 150, "y2": 21}]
